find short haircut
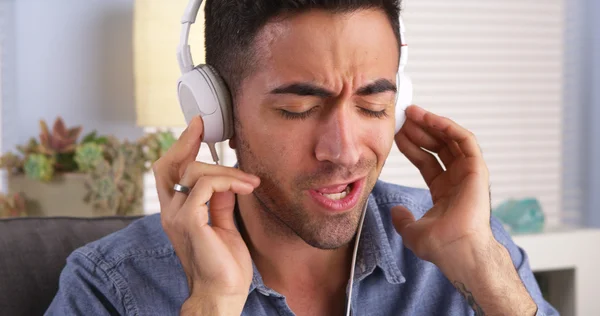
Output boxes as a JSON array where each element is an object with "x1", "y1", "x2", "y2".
[{"x1": 204, "y1": 0, "x2": 402, "y2": 100}]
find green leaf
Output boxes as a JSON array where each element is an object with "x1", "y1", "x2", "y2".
[
  {"x1": 95, "y1": 136, "x2": 109, "y2": 145},
  {"x1": 55, "y1": 152, "x2": 78, "y2": 172},
  {"x1": 81, "y1": 131, "x2": 98, "y2": 144}
]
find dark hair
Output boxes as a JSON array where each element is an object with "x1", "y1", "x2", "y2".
[{"x1": 204, "y1": 0, "x2": 402, "y2": 100}]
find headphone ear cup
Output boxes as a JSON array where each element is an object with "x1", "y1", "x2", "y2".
[
  {"x1": 395, "y1": 72, "x2": 413, "y2": 134},
  {"x1": 177, "y1": 65, "x2": 234, "y2": 143}
]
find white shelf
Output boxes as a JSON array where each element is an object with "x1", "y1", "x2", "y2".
[{"x1": 513, "y1": 228, "x2": 600, "y2": 316}]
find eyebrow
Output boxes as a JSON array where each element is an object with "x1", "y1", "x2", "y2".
[
  {"x1": 270, "y1": 83, "x2": 333, "y2": 98},
  {"x1": 356, "y1": 79, "x2": 397, "y2": 96},
  {"x1": 269, "y1": 78, "x2": 397, "y2": 98}
]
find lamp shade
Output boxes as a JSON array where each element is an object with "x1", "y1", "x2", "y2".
[{"x1": 133, "y1": 0, "x2": 206, "y2": 127}]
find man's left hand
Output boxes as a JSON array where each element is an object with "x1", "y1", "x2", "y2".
[
  {"x1": 391, "y1": 105, "x2": 537, "y2": 315},
  {"x1": 392, "y1": 104, "x2": 493, "y2": 264}
]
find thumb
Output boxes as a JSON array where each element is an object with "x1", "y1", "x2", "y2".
[
  {"x1": 390, "y1": 205, "x2": 416, "y2": 238},
  {"x1": 208, "y1": 191, "x2": 237, "y2": 231},
  {"x1": 165, "y1": 115, "x2": 204, "y2": 179}
]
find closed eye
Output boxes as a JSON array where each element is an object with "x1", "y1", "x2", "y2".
[
  {"x1": 278, "y1": 107, "x2": 319, "y2": 120},
  {"x1": 360, "y1": 108, "x2": 389, "y2": 119}
]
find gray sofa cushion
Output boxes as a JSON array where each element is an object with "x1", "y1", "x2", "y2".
[{"x1": 0, "y1": 216, "x2": 143, "y2": 316}]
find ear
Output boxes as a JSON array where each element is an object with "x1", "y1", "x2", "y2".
[{"x1": 228, "y1": 136, "x2": 237, "y2": 149}]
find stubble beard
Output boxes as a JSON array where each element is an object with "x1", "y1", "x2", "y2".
[{"x1": 234, "y1": 133, "x2": 378, "y2": 250}]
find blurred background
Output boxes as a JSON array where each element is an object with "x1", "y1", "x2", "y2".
[{"x1": 0, "y1": 0, "x2": 598, "y2": 315}]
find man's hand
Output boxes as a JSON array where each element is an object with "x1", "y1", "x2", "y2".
[
  {"x1": 152, "y1": 116, "x2": 260, "y2": 316},
  {"x1": 391, "y1": 105, "x2": 537, "y2": 315}
]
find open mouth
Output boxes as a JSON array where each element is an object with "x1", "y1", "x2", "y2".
[
  {"x1": 317, "y1": 182, "x2": 354, "y2": 200},
  {"x1": 308, "y1": 179, "x2": 364, "y2": 212}
]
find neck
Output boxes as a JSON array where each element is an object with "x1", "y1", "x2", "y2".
[{"x1": 236, "y1": 194, "x2": 353, "y2": 300}]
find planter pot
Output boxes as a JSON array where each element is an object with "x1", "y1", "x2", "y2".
[{"x1": 8, "y1": 173, "x2": 143, "y2": 217}]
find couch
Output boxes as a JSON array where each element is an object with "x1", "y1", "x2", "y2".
[{"x1": 0, "y1": 216, "x2": 143, "y2": 316}]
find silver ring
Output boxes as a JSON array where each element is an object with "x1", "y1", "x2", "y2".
[{"x1": 173, "y1": 183, "x2": 191, "y2": 195}]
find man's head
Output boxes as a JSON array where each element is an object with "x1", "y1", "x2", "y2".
[{"x1": 205, "y1": 0, "x2": 402, "y2": 249}]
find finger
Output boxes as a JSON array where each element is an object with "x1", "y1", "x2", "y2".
[
  {"x1": 444, "y1": 139, "x2": 465, "y2": 160},
  {"x1": 406, "y1": 105, "x2": 480, "y2": 158},
  {"x1": 400, "y1": 112, "x2": 466, "y2": 167},
  {"x1": 175, "y1": 176, "x2": 255, "y2": 229},
  {"x1": 153, "y1": 116, "x2": 204, "y2": 207},
  {"x1": 400, "y1": 119, "x2": 456, "y2": 169},
  {"x1": 400, "y1": 119, "x2": 445, "y2": 153},
  {"x1": 171, "y1": 163, "x2": 261, "y2": 211},
  {"x1": 390, "y1": 205, "x2": 418, "y2": 246},
  {"x1": 391, "y1": 205, "x2": 441, "y2": 261},
  {"x1": 418, "y1": 123, "x2": 465, "y2": 160},
  {"x1": 395, "y1": 131, "x2": 444, "y2": 187},
  {"x1": 437, "y1": 146, "x2": 454, "y2": 170},
  {"x1": 208, "y1": 191, "x2": 237, "y2": 231},
  {"x1": 181, "y1": 162, "x2": 260, "y2": 188}
]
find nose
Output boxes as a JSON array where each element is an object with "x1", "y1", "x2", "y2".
[{"x1": 314, "y1": 104, "x2": 361, "y2": 168}]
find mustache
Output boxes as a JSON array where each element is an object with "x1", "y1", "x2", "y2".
[{"x1": 294, "y1": 158, "x2": 376, "y2": 189}]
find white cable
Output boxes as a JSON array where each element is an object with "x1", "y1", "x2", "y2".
[
  {"x1": 207, "y1": 143, "x2": 220, "y2": 165},
  {"x1": 345, "y1": 202, "x2": 368, "y2": 316}
]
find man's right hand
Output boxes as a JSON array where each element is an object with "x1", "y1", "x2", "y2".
[{"x1": 152, "y1": 116, "x2": 260, "y2": 315}]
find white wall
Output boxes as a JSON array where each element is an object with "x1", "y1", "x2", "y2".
[
  {"x1": 585, "y1": 0, "x2": 600, "y2": 227},
  {"x1": 1, "y1": 0, "x2": 142, "y2": 154}
]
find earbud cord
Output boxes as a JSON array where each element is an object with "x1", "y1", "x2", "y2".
[
  {"x1": 207, "y1": 143, "x2": 220, "y2": 165},
  {"x1": 207, "y1": 137, "x2": 361, "y2": 314},
  {"x1": 345, "y1": 201, "x2": 368, "y2": 316}
]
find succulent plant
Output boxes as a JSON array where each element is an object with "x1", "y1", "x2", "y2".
[
  {"x1": 140, "y1": 130, "x2": 176, "y2": 163},
  {"x1": 74, "y1": 143, "x2": 105, "y2": 172},
  {"x1": 113, "y1": 143, "x2": 145, "y2": 215},
  {"x1": 0, "y1": 117, "x2": 172, "y2": 216},
  {"x1": 23, "y1": 154, "x2": 54, "y2": 182},
  {"x1": 0, "y1": 152, "x2": 23, "y2": 171},
  {"x1": 39, "y1": 117, "x2": 82, "y2": 155},
  {"x1": 17, "y1": 138, "x2": 41, "y2": 157},
  {"x1": 0, "y1": 193, "x2": 27, "y2": 218},
  {"x1": 140, "y1": 135, "x2": 160, "y2": 163},
  {"x1": 85, "y1": 142, "x2": 144, "y2": 215},
  {"x1": 85, "y1": 175, "x2": 120, "y2": 212},
  {"x1": 157, "y1": 131, "x2": 176, "y2": 153},
  {"x1": 80, "y1": 130, "x2": 108, "y2": 145},
  {"x1": 84, "y1": 158, "x2": 117, "y2": 210}
]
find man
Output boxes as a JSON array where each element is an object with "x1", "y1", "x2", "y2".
[{"x1": 47, "y1": 0, "x2": 558, "y2": 315}]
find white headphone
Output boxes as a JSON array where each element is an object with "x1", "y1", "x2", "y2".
[{"x1": 176, "y1": 0, "x2": 412, "y2": 162}]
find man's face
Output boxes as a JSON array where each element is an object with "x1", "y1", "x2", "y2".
[{"x1": 233, "y1": 9, "x2": 399, "y2": 249}]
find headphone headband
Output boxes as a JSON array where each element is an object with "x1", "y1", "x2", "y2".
[
  {"x1": 399, "y1": 17, "x2": 408, "y2": 73},
  {"x1": 177, "y1": 0, "x2": 407, "y2": 74},
  {"x1": 176, "y1": 0, "x2": 412, "y2": 160},
  {"x1": 176, "y1": 0, "x2": 203, "y2": 74}
]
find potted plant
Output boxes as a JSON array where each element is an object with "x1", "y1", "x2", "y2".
[
  {"x1": 0, "y1": 193, "x2": 27, "y2": 218},
  {"x1": 0, "y1": 117, "x2": 175, "y2": 217}
]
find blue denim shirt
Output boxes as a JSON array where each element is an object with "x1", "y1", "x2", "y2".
[{"x1": 46, "y1": 181, "x2": 558, "y2": 315}]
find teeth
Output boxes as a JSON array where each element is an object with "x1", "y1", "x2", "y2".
[{"x1": 320, "y1": 185, "x2": 351, "y2": 200}]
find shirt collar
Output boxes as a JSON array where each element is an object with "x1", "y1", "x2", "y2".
[
  {"x1": 353, "y1": 194, "x2": 405, "y2": 285},
  {"x1": 238, "y1": 193, "x2": 406, "y2": 295}
]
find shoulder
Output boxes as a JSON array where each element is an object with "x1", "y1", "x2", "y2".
[
  {"x1": 70, "y1": 214, "x2": 175, "y2": 269},
  {"x1": 48, "y1": 214, "x2": 181, "y2": 315}
]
